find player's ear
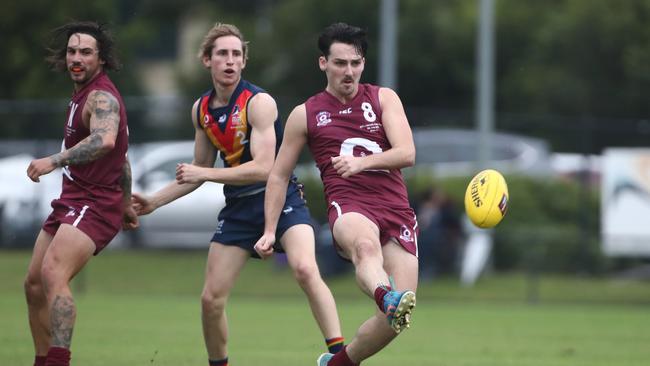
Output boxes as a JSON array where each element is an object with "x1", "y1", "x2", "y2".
[
  {"x1": 318, "y1": 55, "x2": 327, "y2": 71},
  {"x1": 202, "y1": 54, "x2": 211, "y2": 68}
]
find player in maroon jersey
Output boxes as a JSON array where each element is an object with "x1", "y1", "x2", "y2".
[
  {"x1": 255, "y1": 23, "x2": 418, "y2": 366},
  {"x1": 23, "y1": 21, "x2": 138, "y2": 366},
  {"x1": 131, "y1": 23, "x2": 343, "y2": 366}
]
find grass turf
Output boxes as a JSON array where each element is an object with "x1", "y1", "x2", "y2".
[{"x1": 1, "y1": 249, "x2": 649, "y2": 365}]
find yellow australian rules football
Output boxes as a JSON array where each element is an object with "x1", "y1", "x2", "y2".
[{"x1": 464, "y1": 169, "x2": 509, "y2": 228}]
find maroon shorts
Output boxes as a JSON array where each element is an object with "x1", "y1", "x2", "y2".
[
  {"x1": 42, "y1": 198, "x2": 121, "y2": 255},
  {"x1": 327, "y1": 199, "x2": 419, "y2": 258}
]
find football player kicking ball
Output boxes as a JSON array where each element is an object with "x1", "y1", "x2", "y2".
[{"x1": 255, "y1": 23, "x2": 418, "y2": 366}]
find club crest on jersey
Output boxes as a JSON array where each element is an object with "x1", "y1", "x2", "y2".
[
  {"x1": 399, "y1": 225, "x2": 415, "y2": 243},
  {"x1": 231, "y1": 105, "x2": 242, "y2": 127},
  {"x1": 316, "y1": 111, "x2": 332, "y2": 127}
]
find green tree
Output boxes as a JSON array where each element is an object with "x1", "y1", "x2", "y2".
[{"x1": 0, "y1": 0, "x2": 143, "y2": 99}]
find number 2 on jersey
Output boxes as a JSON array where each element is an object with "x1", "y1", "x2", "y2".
[{"x1": 235, "y1": 130, "x2": 248, "y2": 146}]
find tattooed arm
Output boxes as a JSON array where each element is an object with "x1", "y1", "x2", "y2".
[
  {"x1": 121, "y1": 158, "x2": 139, "y2": 230},
  {"x1": 27, "y1": 90, "x2": 120, "y2": 182}
]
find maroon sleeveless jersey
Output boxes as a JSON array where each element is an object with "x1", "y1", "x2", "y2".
[
  {"x1": 60, "y1": 71, "x2": 128, "y2": 205},
  {"x1": 304, "y1": 84, "x2": 411, "y2": 209}
]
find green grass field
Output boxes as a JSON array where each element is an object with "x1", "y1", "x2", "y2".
[{"x1": 1, "y1": 250, "x2": 649, "y2": 366}]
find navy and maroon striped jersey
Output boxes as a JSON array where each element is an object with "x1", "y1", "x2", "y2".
[{"x1": 197, "y1": 79, "x2": 291, "y2": 199}]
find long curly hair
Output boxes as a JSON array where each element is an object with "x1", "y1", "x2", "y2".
[{"x1": 46, "y1": 21, "x2": 121, "y2": 72}]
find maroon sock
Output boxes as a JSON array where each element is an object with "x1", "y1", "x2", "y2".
[
  {"x1": 374, "y1": 285, "x2": 390, "y2": 311},
  {"x1": 209, "y1": 357, "x2": 228, "y2": 366},
  {"x1": 34, "y1": 355, "x2": 47, "y2": 366},
  {"x1": 44, "y1": 347, "x2": 70, "y2": 366},
  {"x1": 329, "y1": 346, "x2": 359, "y2": 366}
]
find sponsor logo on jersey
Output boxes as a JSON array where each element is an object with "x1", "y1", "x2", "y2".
[
  {"x1": 231, "y1": 105, "x2": 242, "y2": 126},
  {"x1": 339, "y1": 107, "x2": 352, "y2": 114},
  {"x1": 360, "y1": 123, "x2": 382, "y2": 133},
  {"x1": 316, "y1": 111, "x2": 332, "y2": 127},
  {"x1": 399, "y1": 224, "x2": 415, "y2": 243}
]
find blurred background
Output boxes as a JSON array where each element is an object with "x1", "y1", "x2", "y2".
[{"x1": 1, "y1": 0, "x2": 650, "y2": 294}]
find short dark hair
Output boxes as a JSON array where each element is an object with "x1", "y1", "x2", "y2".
[
  {"x1": 46, "y1": 21, "x2": 121, "y2": 72},
  {"x1": 318, "y1": 22, "x2": 368, "y2": 58}
]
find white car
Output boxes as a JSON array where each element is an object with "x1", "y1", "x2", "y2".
[
  {"x1": 0, "y1": 141, "x2": 226, "y2": 249},
  {"x1": 127, "y1": 141, "x2": 226, "y2": 248},
  {"x1": 0, "y1": 154, "x2": 61, "y2": 247}
]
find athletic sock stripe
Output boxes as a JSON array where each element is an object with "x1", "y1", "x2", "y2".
[{"x1": 326, "y1": 337, "x2": 345, "y2": 347}]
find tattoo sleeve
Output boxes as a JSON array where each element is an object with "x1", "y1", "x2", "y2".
[
  {"x1": 52, "y1": 90, "x2": 120, "y2": 167},
  {"x1": 120, "y1": 159, "x2": 133, "y2": 200}
]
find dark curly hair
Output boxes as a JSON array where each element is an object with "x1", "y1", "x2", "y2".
[
  {"x1": 46, "y1": 21, "x2": 121, "y2": 72},
  {"x1": 318, "y1": 22, "x2": 368, "y2": 58}
]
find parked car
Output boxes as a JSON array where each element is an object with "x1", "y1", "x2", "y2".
[
  {"x1": 294, "y1": 128, "x2": 553, "y2": 180},
  {"x1": 126, "y1": 141, "x2": 225, "y2": 248},
  {"x1": 0, "y1": 154, "x2": 61, "y2": 247},
  {"x1": 409, "y1": 128, "x2": 552, "y2": 177},
  {"x1": 0, "y1": 141, "x2": 226, "y2": 249}
]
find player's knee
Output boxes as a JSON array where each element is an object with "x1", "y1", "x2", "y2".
[
  {"x1": 291, "y1": 261, "x2": 318, "y2": 286},
  {"x1": 201, "y1": 288, "x2": 227, "y2": 313},
  {"x1": 352, "y1": 238, "x2": 381, "y2": 264},
  {"x1": 39, "y1": 261, "x2": 65, "y2": 295},
  {"x1": 24, "y1": 273, "x2": 46, "y2": 305}
]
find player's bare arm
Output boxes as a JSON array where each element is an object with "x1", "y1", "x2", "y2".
[
  {"x1": 56, "y1": 90, "x2": 120, "y2": 166},
  {"x1": 331, "y1": 87, "x2": 415, "y2": 178},
  {"x1": 176, "y1": 92, "x2": 278, "y2": 185},
  {"x1": 254, "y1": 104, "x2": 308, "y2": 258},
  {"x1": 120, "y1": 158, "x2": 133, "y2": 202},
  {"x1": 132, "y1": 99, "x2": 216, "y2": 215},
  {"x1": 120, "y1": 159, "x2": 139, "y2": 230},
  {"x1": 27, "y1": 90, "x2": 120, "y2": 182}
]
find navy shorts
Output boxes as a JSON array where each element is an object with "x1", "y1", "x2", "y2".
[{"x1": 211, "y1": 184, "x2": 313, "y2": 258}]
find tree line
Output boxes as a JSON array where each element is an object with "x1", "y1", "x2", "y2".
[{"x1": 1, "y1": 0, "x2": 648, "y2": 152}]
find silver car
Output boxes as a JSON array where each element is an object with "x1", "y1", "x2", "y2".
[
  {"x1": 127, "y1": 141, "x2": 225, "y2": 248},
  {"x1": 0, "y1": 141, "x2": 226, "y2": 249}
]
